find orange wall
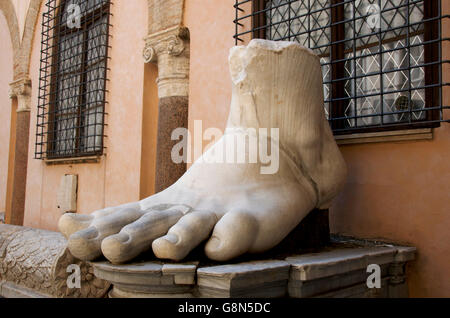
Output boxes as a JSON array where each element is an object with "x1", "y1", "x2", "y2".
[
  {"x1": 184, "y1": 0, "x2": 235, "y2": 146},
  {"x1": 330, "y1": 1, "x2": 450, "y2": 296},
  {"x1": 23, "y1": 0, "x2": 154, "y2": 230},
  {"x1": 140, "y1": 62, "x2": 159, "y2": 199},
  {"x1": 0, "y1": 11, "x2": 14, "y2": 213},
  {"x1": 184, "y1": 0, "x2": 252, "y2": 163},
  {"x1": 184, "y1": 0, "x2": 450, "y2": 297}
]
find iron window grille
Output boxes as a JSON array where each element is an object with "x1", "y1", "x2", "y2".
[
  {"x1": 234, "y1": 0, "x2": 449, "y2": 134},
  {"x1": 35, "y1": 0, "x2": 111, "y2": 159}
]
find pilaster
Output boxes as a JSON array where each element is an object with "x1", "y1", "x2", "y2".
[
  {"x1": 5, "y1": 77, "x2": 32, "y2": 226},
  {"x1": 143, "y1": 0, "x2": 190, "y2": 192}
]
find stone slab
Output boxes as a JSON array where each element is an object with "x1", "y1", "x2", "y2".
[
  {"x1": 288, "y1": 264, "x2": 390, "y2": 298},
  {"x1": 394, "y1": 246, "x2": 417, "y2": 263},
  {"x1": 92, "y1": 260, "x2": 199, "y2": 297},
  {"x1": 315, "y1": 277, "x2": 391, "y2": 298},
  {"x1": 93, "y1": 261, "x2": 164, "y2": 286},
  {"x1": 57, "y1": 175, "x2": 78, "y2": 213},
  {"x1": 196, "y1": 260, "x2": 290, "y2": 298},
  {"x1": 93, "y1": 261, "x2": 164, "y2": 274},
  {"x1": 285, "y1": 246, "x2": 398, "y2": 281},
  {"x1": 162, "y1": 262, "x2": 198, "y2": 285}
]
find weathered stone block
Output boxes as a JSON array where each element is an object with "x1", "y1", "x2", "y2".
[
  {"x1": 285, "y1": 246, "x2": 397, "y2": 281},
  {"x1": 0, "y1": 224, "x2": 110, "y2": 298},
  {"x1": 196, "y1": 260, "x2": 290, "y2": 298},
  {"x1": 89, "y1": 239, "x2": 416, "y2": 299},
  {"x1": 92, "y1": 260, "x2": 198, "y2": 298}
]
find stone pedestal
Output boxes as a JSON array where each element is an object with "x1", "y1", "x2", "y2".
[
  {"x1": 93, "y1": 261, "x2": 198, "y2": 298},
  {"x1": 91, "y1": 236, "x2": 416, "y2": 298},
  {"x1": 286, "y1": 244, "x2": 415, "y2": 298},
  {"x1": 0, "y1": 223, "x2": 414, "y2": 298},
  {"x1": 196, "y1": 260, "x2": 290, "y2": 298}
]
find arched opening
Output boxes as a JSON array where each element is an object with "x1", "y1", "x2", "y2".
[{"x1": 0, "y1": 9, "x2": 15, "y2": 222}]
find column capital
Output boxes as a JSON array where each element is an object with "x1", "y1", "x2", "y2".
[
  {"x1": 143, "y1": 26, "x2": 190, "y2": 98},
  {"x1": 9, "y1": 77, "x2": 32, "y2": 112},
  {"x1": 9, "y1": 77, "x2": 32, "y2": 98},
  {"x1": 143, "y1": 26, "x2": 189, "y2": 64}
]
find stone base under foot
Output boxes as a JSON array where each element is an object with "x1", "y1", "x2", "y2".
[
  {"x1": 93, "y1": 261, "x2": 199, "y2": 298},
  {"x1": 91, "y1": 236, "x2": 416, "y2": 298}
]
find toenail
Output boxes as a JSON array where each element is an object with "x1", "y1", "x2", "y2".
[
  {"x1": 113, "y1": 232, "x2": 130, "y2": 244},
  {"x1": 163, "y1": 234, "x2": 179, "y2": 244},
  {"x1": 75, "y1": 227, "x2": 98, "y2": 240}
]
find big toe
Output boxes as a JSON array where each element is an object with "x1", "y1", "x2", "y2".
[{"x1": 205, "y1": 210, "x2": 258, "y2": 261}]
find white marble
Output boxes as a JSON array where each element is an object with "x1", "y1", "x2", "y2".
[{"x1": 59, "y1": 39, "x2": 347, "y2": 264}]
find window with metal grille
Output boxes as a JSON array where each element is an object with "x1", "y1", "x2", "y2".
[
  {"x1": 35, "y1": 0, "x2": 111, "y2": 159},
  {"x1": 234, "y1": 0, "x2": 449, "y2": 134}
]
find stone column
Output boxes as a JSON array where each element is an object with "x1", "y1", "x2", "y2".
[
  {"x1": 5, "y1": 78, "x2": 31, "y2": 226},
  {"x1": 144, "y1": 25, "x2": 190, "y2": 192}
]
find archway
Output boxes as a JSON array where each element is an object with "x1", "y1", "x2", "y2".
[{"x1": 0, "y1": 0, "x2": 42, "y2": 225}]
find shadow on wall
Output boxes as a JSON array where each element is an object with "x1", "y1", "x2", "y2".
[{"x1": 0, "y1": 212, "x2": 4, "y2": 224}]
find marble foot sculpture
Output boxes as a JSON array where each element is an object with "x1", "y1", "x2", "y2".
[{"x1": 59, "y1": 39, "x2": 347, "y2": 264}]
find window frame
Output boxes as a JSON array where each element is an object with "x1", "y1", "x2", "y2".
[
  {"x1": 249, "y1": 0, "x2": 442, "y2": 135},
  {"x1": 36, "y1": 0, "x2": 111, "y2": 160}
]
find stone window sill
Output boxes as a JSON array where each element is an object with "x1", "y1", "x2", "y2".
[
  {"x1": 335, "y1": 128, "x2": 433, "y2": 145},
  {"x1": 44, "y1": 155, "x2": 103, "y2": 165}
]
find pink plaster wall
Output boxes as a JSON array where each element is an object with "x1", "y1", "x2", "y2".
[
  {"x1": 11, "y1": 0, "x2": 30, "y2": 39},
  {"x1": 184, "y1": 0, "x2": 236, "y2": 148},
  {"x1": 0, "y1": 11, "x2": 14, "y2": 213},
  {"x1": 23, "y1": 0, "x2": 151, "y2": 230}
]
